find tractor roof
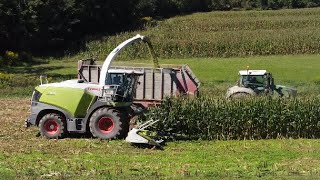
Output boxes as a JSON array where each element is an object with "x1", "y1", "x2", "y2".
[{"x1": 239, "y1": 70, "x2": 267, "y2": 76}]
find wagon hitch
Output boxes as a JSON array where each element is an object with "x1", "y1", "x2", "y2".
[{"x1": 125, "y1": 119, "x2": 164, "y2": 149}]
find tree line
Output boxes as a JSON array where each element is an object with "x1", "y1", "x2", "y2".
[{"x1": 1, "y1": 0, "x2": 319, "y2": 56}]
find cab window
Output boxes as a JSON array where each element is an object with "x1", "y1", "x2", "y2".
[{"x1": 106, "y1": 73, "x2": 123, "y2": 85}]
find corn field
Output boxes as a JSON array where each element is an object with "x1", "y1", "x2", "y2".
[
  {"x1": 145, "y1": 96, "x2": 320, "y2": 140},
  {"x1": 84, "y1": 8, "x2": 320, "y2": 60}
]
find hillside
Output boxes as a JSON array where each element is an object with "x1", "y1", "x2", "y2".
[{"x1": 80, "y1": 8, "x2": 320, "y2": 60}]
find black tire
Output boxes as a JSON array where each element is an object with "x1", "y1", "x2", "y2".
[
  {"x1": 89, "y1": 108, "x2": 128, "y2": 139},
  {"x1": 39, "y1": 113, "x2": 66, "y2": 139}
]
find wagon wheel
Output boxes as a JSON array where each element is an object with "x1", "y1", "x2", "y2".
[
  {"x1": 89, "y1": 108, "x2": 128, "y2": 139},
  {"x1": 39, "y1": 113, "x2": 66, "y2": 139}
]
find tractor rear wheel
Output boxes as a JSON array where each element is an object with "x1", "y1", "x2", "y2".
[
  {"x1": 39, "y1": 113, "x2": 66, "y2": 139},
  {"x1": 230, "y1": 92, "x2": 251, "y2": 99},
  {"x1": 89, "y1": 108, "x2": 128, "y2": 139}
]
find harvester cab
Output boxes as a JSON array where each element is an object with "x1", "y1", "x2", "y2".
[
  {"x1": 226, "y1": 70, "x2": 297, "y2": 98},
  {"x1": 25, "y1": 34, "x2": 154, "y2": 141},
  {"x1": 100, "y1": 69, "x2": 142, "y2": 103}
]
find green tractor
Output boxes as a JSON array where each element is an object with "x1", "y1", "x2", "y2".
[
  {"x1": 226, "y1": 70, "x2": 297, "y2": 98},
  {"x1": 25, "y1": 35, "x2": 149, "y2": 139}
]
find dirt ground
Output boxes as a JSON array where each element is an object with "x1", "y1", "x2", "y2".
[
  {"x1": 0, "y1": 98, "x2": 38, "y2": 151},
  {"x1": 0, "y1": 98, "x2": 30, "y2": 137}
]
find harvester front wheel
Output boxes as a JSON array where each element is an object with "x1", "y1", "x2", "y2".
[
  {"x1": 89, "y1": 108, "x2": 128, "y2": 139},
  {"x1": 39, "y1": 113, "x2": 66, "y2": 139}
]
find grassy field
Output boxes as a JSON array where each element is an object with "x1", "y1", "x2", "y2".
[
  {"x1": 0, "y1": 55, "x2": 319, "y2": 178},
  {"x1": 1, "y1": 98, "x2": 320, "y2": 179},
  {"x1": 1, "y1": 54, "x2": 319, "y2": 97},
  {"x1": 34, "y1": 54, "x2": 319, "y2": 83}
]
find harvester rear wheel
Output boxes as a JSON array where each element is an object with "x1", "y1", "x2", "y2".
[
  {"x1": 39, "y1": 113, "x2": 66, "y2": 139},
  {"x1": 89, "y1": 108, "x2": 128, "y2": 139}
]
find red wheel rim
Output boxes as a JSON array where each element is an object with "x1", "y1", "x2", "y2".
[
  {"x1": 44, "y1": 119, "x2": 59, "y2": 135},
  {"x1": 98, "y1": 117, "x2": 114, "y2": 134}
]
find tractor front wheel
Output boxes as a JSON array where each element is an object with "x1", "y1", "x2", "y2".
[
  {"x1": 39, "y1": 113, "x2": 66, "y2": 139},
  {"x1": 89, "y1": 108, "x2": 128, "y2": 139}
]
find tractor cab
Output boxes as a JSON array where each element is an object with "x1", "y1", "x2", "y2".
[
  {"x1": 100, "y1": 69, "x2": 143, "y2": 102},
  {"x1": 227, "y1": 69, "x2": 297, "y2": 98},
  {"x1": 238, "y1": 70, "x2": 275, "y2": 94}
]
